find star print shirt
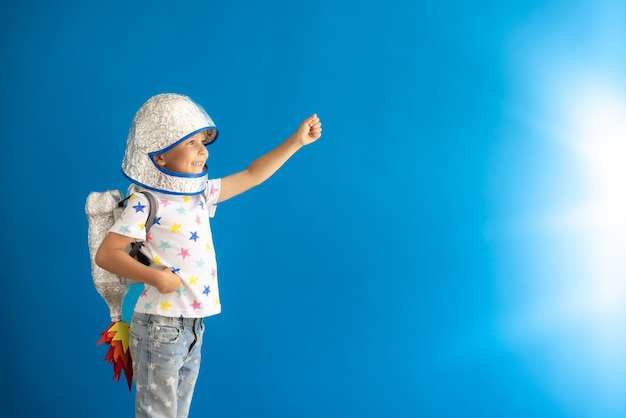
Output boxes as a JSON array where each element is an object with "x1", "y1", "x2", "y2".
[{"x1": 110, "y1": 179, "x2": 222, "y2": 318}]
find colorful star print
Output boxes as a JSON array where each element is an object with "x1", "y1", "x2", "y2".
[
  {"x1": 133, "y1": 202, "x2": 147, "y2": 213},
  {"x1": 109, "y1": 181, "x2": 222, "y2": 319},
  {"x1": 178, "y1": 247, "x2": 190, "y2": 259}
]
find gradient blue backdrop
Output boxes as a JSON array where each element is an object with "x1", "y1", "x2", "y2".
[{"x1": 2, "y1": 1, "x2": 626, "y2": 417}]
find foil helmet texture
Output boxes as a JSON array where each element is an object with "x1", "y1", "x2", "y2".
[{"x1": 121, "y1": 93, "x2": 218, "y2": 195}]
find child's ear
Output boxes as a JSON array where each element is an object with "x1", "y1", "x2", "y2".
[{"x1": 153, "y1": 154, "x2": 166, "y2": 167}]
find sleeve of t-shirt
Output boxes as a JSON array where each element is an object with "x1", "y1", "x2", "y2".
[
  {"x1": 205, "y1": 178, "x2": 222, "y2": 218},
  {"x1": 109, "y1": 192, "x2": 151, "y2": 241}
]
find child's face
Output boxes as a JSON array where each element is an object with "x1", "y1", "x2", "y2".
[{"x1": 153, "y1": 131, "x2": 211, "y2": 175}]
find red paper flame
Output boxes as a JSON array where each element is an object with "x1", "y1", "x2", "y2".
[{"x1": 97, "y1": 321, "x2": 133, "y2": 390}]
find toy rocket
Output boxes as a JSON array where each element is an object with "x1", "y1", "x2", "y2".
[{"x1": 86, "y1": 190, "x2": 134, "y2": 390}]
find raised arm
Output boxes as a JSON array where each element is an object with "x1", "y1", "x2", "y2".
[{"x1": 217, "y1": 114, "x2": 322, "y2": 203}]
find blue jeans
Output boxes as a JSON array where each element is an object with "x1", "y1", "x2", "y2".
[{"x1": 130, "y1": 312, "x2": 205, "y2": 418}]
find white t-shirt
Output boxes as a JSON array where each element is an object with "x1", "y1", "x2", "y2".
[{"x1": 110, "y1": 179, "x2": 222, "y2": 318}]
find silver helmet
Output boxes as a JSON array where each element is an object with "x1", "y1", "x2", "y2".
[{"x1": 121, "y1": 93, "x2": 218, "y2": 195}]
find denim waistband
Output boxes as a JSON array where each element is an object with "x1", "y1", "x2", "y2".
[{"x1": 132, "y1": 312, "x2": 203, "y2": 328}]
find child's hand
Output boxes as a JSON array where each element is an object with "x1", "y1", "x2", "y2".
[
  {"x1": 294, "y1": 114, "x2": 322, "y2": 146},
  {"x1": 155, "y1": 267, "x2": 183, "y2": 294}
]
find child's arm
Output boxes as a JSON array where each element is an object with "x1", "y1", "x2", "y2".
[
  {"x1": 95, "y1": 232, "x2": 182, "y2": 294},
  {"x1": 217, "y1": 114, "x2": 322, "y2": 203}
]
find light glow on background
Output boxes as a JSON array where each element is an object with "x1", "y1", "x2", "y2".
[
  {"x1": 502, "y1": 78, "x2": 626, "y2": 416},
  {"x1": 495, "y1": 1, "x2": 626, "y2": 415},
  {"x1": 563, "y1": 84, "x2": 626, "y2": 322}
]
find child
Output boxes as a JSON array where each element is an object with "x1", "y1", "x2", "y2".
[{"x1": 95, "y1": 93, "x2": 322, "y2": 417}]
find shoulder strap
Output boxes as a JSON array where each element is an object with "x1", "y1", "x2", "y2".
[{"x1": 127, "y1": 191, "x2": 158, "y2": 259}]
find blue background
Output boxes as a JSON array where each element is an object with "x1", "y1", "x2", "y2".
[{"x1": 2, "y1": 0, "x2": 626, "y2": 417}]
